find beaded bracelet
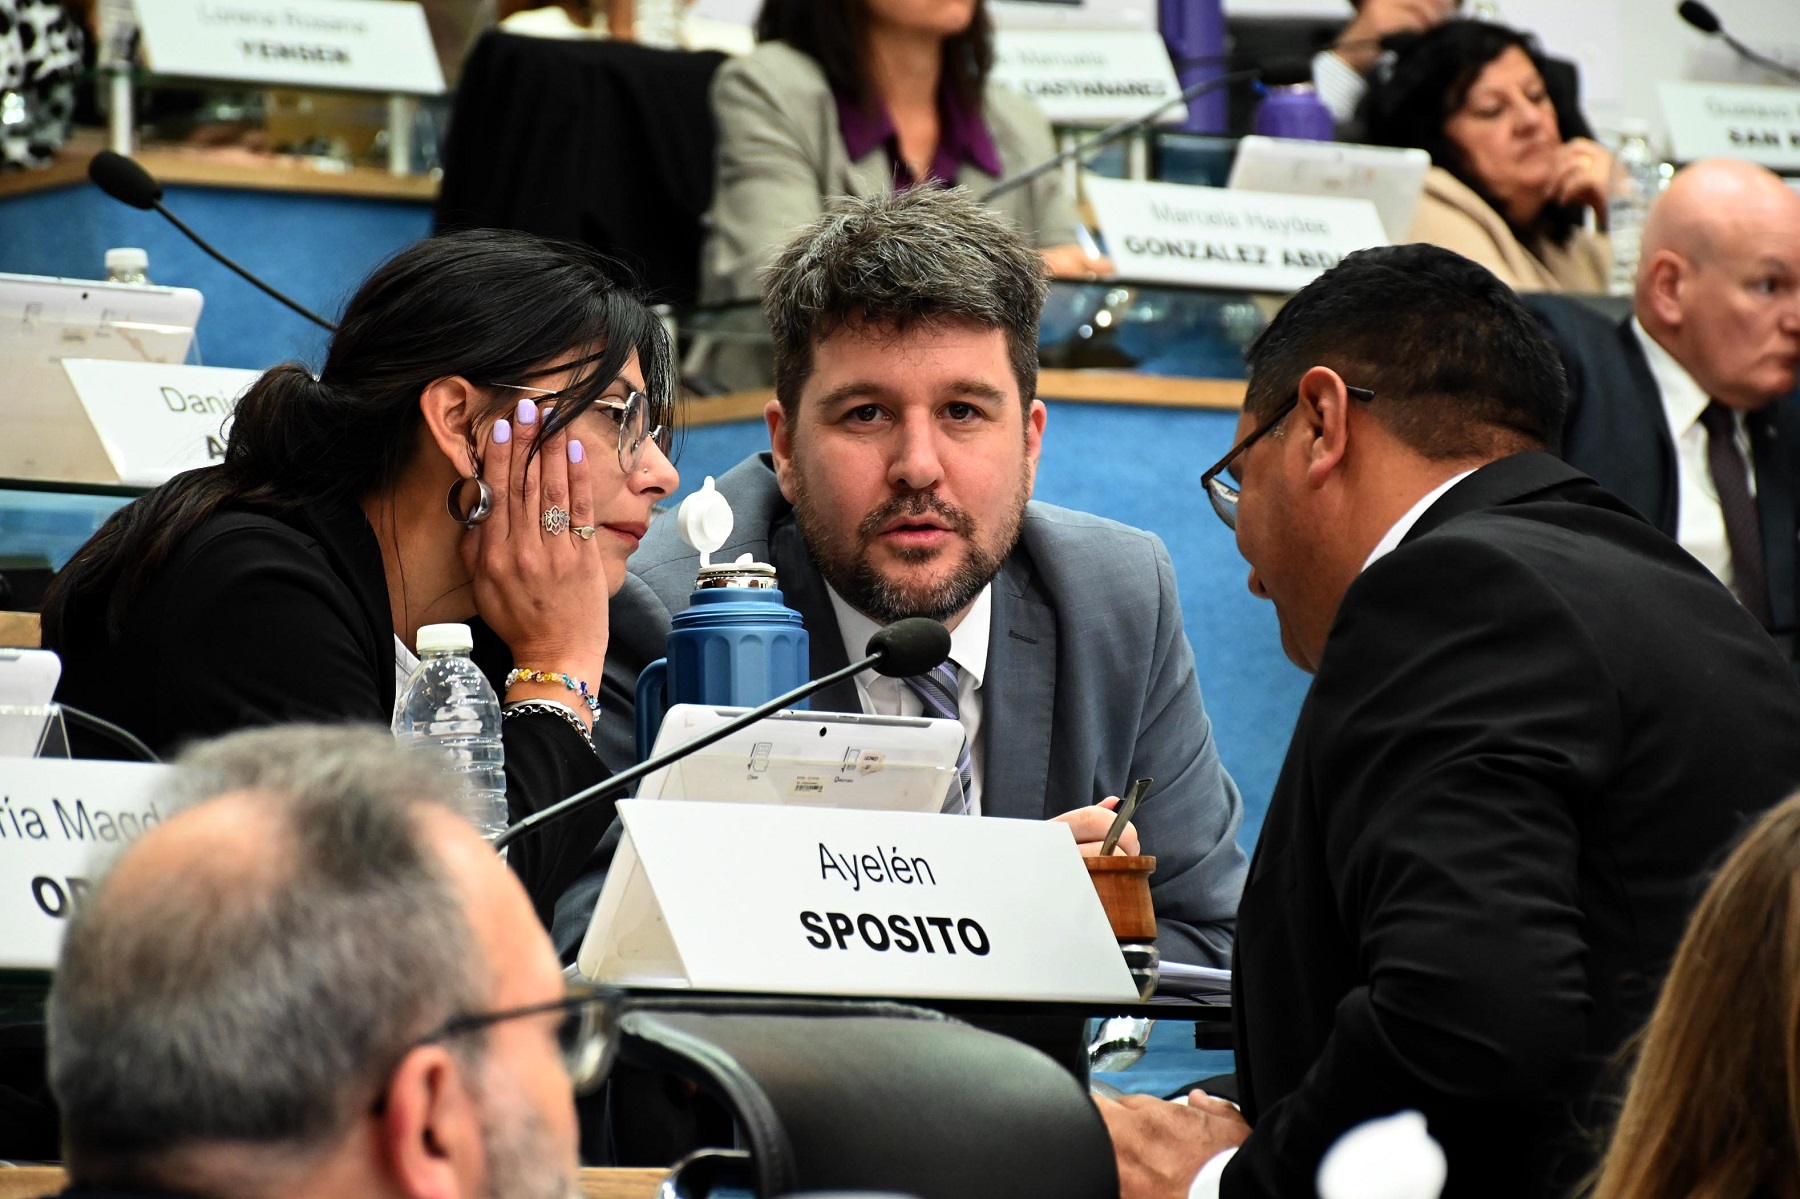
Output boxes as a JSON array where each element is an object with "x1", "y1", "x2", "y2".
[
  {"x1": 502, "y1": 700, "x2": 597, "y2": 753},
  {"x1": 505, "y1": 668, "x2": 601, "y2": 716}
]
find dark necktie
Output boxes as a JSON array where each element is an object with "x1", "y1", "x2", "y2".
[
  {"x1": 1700, "y1": 400, "x2": 1772, "y2": 627},
  {"x1": 902, "y1": 662, "x2": 973, "y2": 813}
]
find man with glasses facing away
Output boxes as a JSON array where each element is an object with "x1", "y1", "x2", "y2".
[
  {"x1": 45, "y1": 726, "x2": 617, "y2": 1199},
  {"x1": 1099, "y1": 244, "x2": 1800, "y2": 1199}
]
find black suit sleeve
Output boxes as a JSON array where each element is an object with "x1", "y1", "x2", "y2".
[
  {"x1": 1224, "y1": 535, "x2": 1616, "y2": 1199},
  {"x1": 144, "y1": 522, "x2": 610, "y2": 926},
  {"x1": 143, "y1": 521, "x2": 390, "y2": 736}
]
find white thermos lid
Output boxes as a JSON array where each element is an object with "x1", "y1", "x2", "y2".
[{"x1": 676, "y1": 475, "x2": 735, "y2": 567}]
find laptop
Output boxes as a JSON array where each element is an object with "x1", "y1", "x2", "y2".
[
  {"x1": 1228, "y1": 136, "x2": 1431, "y2": 243},
  {"x1": 0, "y1": 271, "x2": 206, "y2": 484}
]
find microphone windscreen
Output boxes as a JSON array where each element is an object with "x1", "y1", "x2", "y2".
[
  {"x1": 1677, "y1": 0, "x2": 1721, "y2": 33},
  {"x1": 867, "y1": 618, "x2": 953, "y2": 678},
  {"x1": 88, "y1": 150, "x2": 163, "y2": 210}
]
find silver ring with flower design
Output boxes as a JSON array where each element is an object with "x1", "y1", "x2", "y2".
[{"x1": 541, "y1": 506, "x2": 570, "y2": 536}]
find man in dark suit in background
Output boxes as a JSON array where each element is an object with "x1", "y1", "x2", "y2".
[
  {"x1": 1529, "y1": 158, "x2": 1800, "y2": 671},
  {"x1": 1099, "y1": 245, "x2": 1800, "y2": 1199},
  {"x1": 558, "y1": 187, "x2": 1247, "y2": 968}
]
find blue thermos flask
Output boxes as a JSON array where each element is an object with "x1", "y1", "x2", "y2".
[{"x1": 634, "y1": 560, "x2": 811, "y2": 760}]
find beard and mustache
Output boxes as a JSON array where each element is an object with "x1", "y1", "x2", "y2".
[{"x1": 790, "y1": 466, "x2": 1031, "y2": 625}]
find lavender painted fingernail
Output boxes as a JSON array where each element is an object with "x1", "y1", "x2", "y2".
[
  {"x1": 568, "y1": 439, "x2": 584, "y2": 463},
  {"x1": 493, "y1": 418, "x2": 511, "y2": 445},
  {"x1": 517, "y1": 397, "x2": 538, "y2": 425}
]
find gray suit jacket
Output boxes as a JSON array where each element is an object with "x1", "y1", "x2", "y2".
[
  {"x1": 700, "y1": 40, "x2": 1084, "y2": 305},
  {"x1": 570, "y1": 454, "x2": 1247, "y2": 966}
]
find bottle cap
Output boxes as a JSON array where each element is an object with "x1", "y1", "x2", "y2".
[
  {"x1": 676, "y1": 475, "x2": 734, "y2": 568},
  {"x1": 1316, "y1": 1111, "x2": 1447, "y2": 1199},
  {"x1": 415, "y1": 623, "x2": 474, "y2": 653},
  {"x1": 105, "y1": 247, "x2": 148, "y2": 276},
  {"x1": 1619, "y1": 117, "x2": 1651, "y2": 138}
]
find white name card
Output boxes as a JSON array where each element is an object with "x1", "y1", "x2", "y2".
[
  {"x1": 62, "y1": 359, "x2": 263, "y2": 487},
  {"x1": 0, "y1": 759, "x2": 173, "y2": 971},
  {"x1": 991, "y1": 29, "x2": 1184, "y2": 125},
  {"x1": 579, "y1": 800, "x2": 1138, "y2": 1003},
  {"x1": 1661, "y1": 82, "x2": 1800, "y2": 172},
  {"x1": 1086, "y1": 176, "x2": 1389, "y2": 292},
  {"x1": 137, "y1": 0, "x2": 446, "y2": 94}
]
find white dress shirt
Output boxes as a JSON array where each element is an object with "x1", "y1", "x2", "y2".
[
  {"x1": 395, "y1": 635, "x2": 418, "y2": 696},
  {"x1": 1631, "y1": 319, "x2": 1757, "y2": 592},
  {"x1": 827, "y1": 584, "x2": 992, "y2": 816},
  {"x1": 1309, "y1": 49, "x2": 1376, "y2": 125},
  {"x1": 1186, "y1": 468, "x2": 1474, "y2": 1199},
  {"x1": 1362, "y1": 471, "x2": 1477, "y2": 573}
]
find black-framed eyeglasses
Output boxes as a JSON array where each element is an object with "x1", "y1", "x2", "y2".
[
  {"x1": 399, "y1": 982, "x2": 623, "y2": 1097},
  {"x1": 1199, "y1": 385, "x2": 1376, "y2": 530},
  {"x1": 487, "y1": 382, "x2": 672, "y2": 475}
]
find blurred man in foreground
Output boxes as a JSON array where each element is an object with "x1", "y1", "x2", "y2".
[
  {"x1": 47, "y1": 726, "x2": 613, "y2": 1199},
  {"x1": 1098, "y1": 245, "x2": 1800, "y2": 1199},
  {"x1": 1533, "y1": 158, "x2": 1800, "y2": 672}
]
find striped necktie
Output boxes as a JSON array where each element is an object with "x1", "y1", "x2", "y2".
[{"x1": 902, "y1": 661, "x2": 973, "y2": 814}]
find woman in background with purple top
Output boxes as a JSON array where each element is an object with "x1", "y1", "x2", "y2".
[{"x1": 699, "y1": 0, "x2": 1110, "y2": 311}]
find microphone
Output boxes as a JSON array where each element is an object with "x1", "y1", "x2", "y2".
[
  {"x1": 981, "y1": 67, "x2": 1261, "y2": 204},
  {"x1": 1677, "y1": 1, "x2": 1800, "y2": 85},
  {"x1": 491, "y1": 617, "x2": 954, "y2": 851},
  {"x1": 87, "y1": 151, "x2": 340, "y2": 332}
]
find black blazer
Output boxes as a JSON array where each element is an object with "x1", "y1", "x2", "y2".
[
  {"x1": 49, "y1": 500, "x2": 615, "y2": 927},
  {"x1": 1526, "y1": 294, "x2": 1800, "y2": 661},
  {"x1": 1223, "y1": 454, "x2": 1800, "y2": 1199}
]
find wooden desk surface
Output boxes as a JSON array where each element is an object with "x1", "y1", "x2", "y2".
[
  {"x1": 0, "y1": 1166, "x2": 666, "y2": 1199},
  {"x1": 0, "y1": 131, "x2": 438, "y2": 204},
  {"x1": 0, "y1": 613, "x2": 41, "y2": 648}
]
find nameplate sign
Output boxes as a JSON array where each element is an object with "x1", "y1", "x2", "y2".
[
  {"x1": 136, "y1": 0, "x2": 445, "y2": 94},
  {"x1": 579, "y1": 800, "x2": 1138, "y2": 1002},
  {"x1": 1085, "y1": 176, "x2": 1389, "y2": 292},
  {"x1": 0, "y1": 759, "x2": 173, "y2": 971},
  {"x1": 991, "y1": 29, "x2": 1184, "y2": 125},
  {"x1": 62, "y1": 359, "x2": 262, "y2": 487},
  {"x1": 1661, "y1": 82, "x2": 1800, "y2": 171}
]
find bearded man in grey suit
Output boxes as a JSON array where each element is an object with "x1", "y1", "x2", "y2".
[{"x1": 557, "y1": 187, "x2": 1246, "y2": 967}]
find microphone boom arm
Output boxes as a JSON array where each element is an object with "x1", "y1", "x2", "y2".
[
  {"x1": 981, "y1": 68, "x2": 1262, "y2": 204},
  {"x1": 153, "y1": 201, "x2": 338, "y2": 332},
  {"x1": 1721, "y1": 30, "x2": 1800, "y2": 84},
  {"x1": 492, "y1": 649, "x2": 885, "y2": 852}
]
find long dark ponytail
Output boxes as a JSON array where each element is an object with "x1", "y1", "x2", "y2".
[{"x1": 42, "y1": 228, "x2": 674, "y2": 645}]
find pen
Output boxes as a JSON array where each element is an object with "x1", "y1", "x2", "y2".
[{"x1": 1099, "y1": 777, "x2": 1153, "y2": 857}]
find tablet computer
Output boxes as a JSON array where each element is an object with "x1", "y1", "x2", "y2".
[
  {"x1": 1228, "y1": 136, "x2": 1430, "y2": 243},
  {"x1": 638, "y1": 703, "x2": 967, "y2": 814}
]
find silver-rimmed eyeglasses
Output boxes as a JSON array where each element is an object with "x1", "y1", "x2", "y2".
[
  {"x1": 487, "y1": 382, "x2": 671, "y2": 475},
  {"x1": 1200, "y1": 385, "x2": 1376, "y2": 530}
]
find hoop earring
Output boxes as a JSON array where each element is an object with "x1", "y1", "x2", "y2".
[{"x1": 447, "y1": 474, "x2": 494, "y2": 527}]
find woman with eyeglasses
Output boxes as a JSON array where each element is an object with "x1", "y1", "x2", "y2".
[{"x1": 41, "y1": 228, "x2": 679, "y2": 922}]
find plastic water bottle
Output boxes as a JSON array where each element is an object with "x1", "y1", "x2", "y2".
[
  {"x1": 1316, "y1": 1111, "x2": 1447, "y2": 1199},
  {"x1": 105, "y1": 248, "x2": 150, "y2": 285},
  {"x1": 1609, "y1": 120, "x2": 1663, "y2": 297},
  {"x1": 392, "y1": 623, "x2": 509, "y2": 849}
]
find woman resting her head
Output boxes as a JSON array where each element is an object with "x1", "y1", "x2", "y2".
[
  {"x1": 41, "y1": 228, "x2": 679, "y2": 923},
  {"x1": 1362, "y1": 20, "x2": 1613, "y2": 293},
  {"x1": 1592, "y1": 789, "x2": 1800, "y2": 1199}
]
